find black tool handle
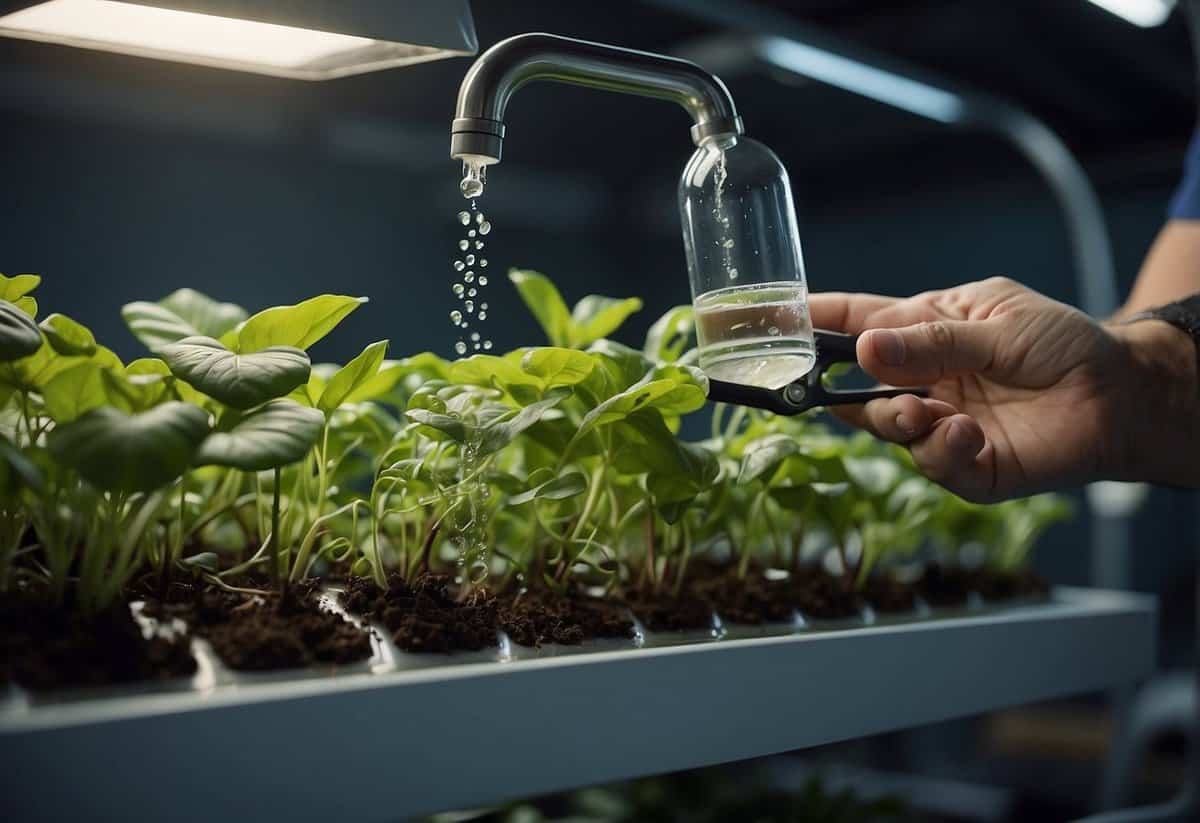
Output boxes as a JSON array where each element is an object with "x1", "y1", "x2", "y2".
[{"x1": 706, "y1": 329, "x2": 928, "y2": 415}]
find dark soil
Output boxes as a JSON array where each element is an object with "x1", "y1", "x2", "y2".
[
  {"x1": 861, "y1": 575, "x2": 918, "y2": 613},
  {"x1": 689, "y1": 565, "x2": 796, "y2": 625},
  {"x1": 341, "y1": 573, "x2": 499, "y2": 653},
  {"x1": 157, "y1": 581, "x2": 372, "y2": 671},
  {"x1": 0, "y1": 592, "x2": 195, "y2": 691},
  {"x1": 973, "y1": 568, "x2": 1051, "y2": 601},
  {"x1": 624, "y1": 589, "x2": 715, "y2": 632},
  {"x1": 918, "y1": 563, "x2": 976, "y2": 608},
  {"x1": 498, "y1": 588, "x2": 634, "y2": 647},
  {"x1": 788, "y1": 569, "x2": 863, "y2": 620}
]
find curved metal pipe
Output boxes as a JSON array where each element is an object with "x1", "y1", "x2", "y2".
[{"x1": 450, "y1": 32, "x2": 743, "y2": 163}]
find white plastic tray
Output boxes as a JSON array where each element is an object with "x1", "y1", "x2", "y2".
[{"x1": 0, "y1": 587, "x2": 1155, "y2": 822}]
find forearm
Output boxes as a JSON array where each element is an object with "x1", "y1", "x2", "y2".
[
  {"x1": 1105, "y1": 318, "x2": 1200, "y2": 487},
  {"x1": 1116, "y1": 222, "x2": 1200, "y2": 319}
]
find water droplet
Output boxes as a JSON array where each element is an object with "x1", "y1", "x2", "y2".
[
  {"x1": 465, "y1": 300, "x2": 475, "y2": 313},
  {"x1": 468, "y1": 560, "x2": 489, "y2": 585},
  {"x1": 454, "y1": 260, "x2": 465, "y2": 272},
  {"x1": 478, "y1": 221, "x2": 491, "y2": 235},
  {"x1": 722, "y1": 238, "x2": 735, "y2": 249},
  {"x1": 452, "y1": 283, "x2": 465, "y2": 297},
  {"x1": 768, "y1": 326, "x2": 780, "y2": 336},
  {"x1": 458, "y1": 211, "x2": 471, "y2": 226},
  {"x1": 477, "y1": 311, "x2": 487, "y2": 320},
  {"x1": 468, "y1": 287, "x2": 477, "y2": 297},
  {"x1": 479, "y1": 258, "x2": 488, "y2": 268},
  {"x1": 470, "y1": 332, "x2": 480, "y2": 341},
  {"x1": 464, "y1": 254, "x2": 475, "y2": 266},
  {"x1": 481, "y1": 302, "x2": 488, "y2": 310},
  {"x1": 460, "y1": 177, "x2": 483, "y2": 198},
  {"x1": 483, "y1": 340, "x2": 493, "y2": 350},
  {"x1": 458, "y1": 239, "x2": 469, "y2": 251},
  {"x1": 449, "y1": 310, "x2": 463, "y2": 324},
  {"x1": 455, "y1": 340, "x2": 467, "y2": 355},
  {"x1": 464, "y1": 271, "x2": 475, "y2": 283},
  {"x1": 468, "y1": 229, "x2": 476, "y2": 238},
  {"x1": 474, "y1": 343, "x2": 481, "y2": 350},
  {"x1": 729, "y1": 268, "x2": 739, "y2": 279},
  {"x1": 478, "y1": 275, "x2": 488, "y2": 286},
  {"x1": 461, "y1": 320, "x2": 469, "y2": 328},
  {"x1": 475, "y1": 212, "x2": 485, "y2": 225},
  {"x1": 475, "y1": 240, "x2": 484, "y2": 250}
]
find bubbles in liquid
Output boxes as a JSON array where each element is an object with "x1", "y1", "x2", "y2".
[
  {"x1": 461, "y1": 320, "x2": 469, "y2": 328},
  {"x1": 468, "y1": 229, "x2": 476, "y2": 238},
  {"x1": 481, "y1": 302, "x2": 488, "y2": 310},
  {"x1": 452, "y1": 283, "x2": 465, "y2": 297},
  {"x1": 449, "y1": 310, "x2": 462, "y2": 325},
  {"x1": 465, "y1": 300, "x2": 475, "y2": 313},
  {"x1": 470, "y1": 331, "x2": 480, "y2": 341},
  {"x1": 479, "y1": 258, "x2": 488, "y2": 268},
  {"x1": 729, "y1": 268, "x2": 739, "y2": 279},
  {"x1": 465, "y1": 254, "x2": 475, "y2": 265},
  {"x1": 478, "y1": 311, "x2": 487, "y2": 320},
  {"x1": 464, "y1": 271, "x2": 475, "y2": 283},
  {"x1": 458, "y1": 211, "x2": 471, "y2": 226},
  {"x1": 475, "y1": 240, "x2": 484, "y2": 250},
  {"x1": 468, "y1": 287, "x2": 477, "y2": 297},
  {"x1": 478, "y1": 275, "x2": 488, "y2": 286},
  {"x1": 722, "y1": 238, "x2": 735, "y2": 249},
  {"x1": 458, "y1": 239, "x2": 469, "y2": 251},
  {"x1": 474, "y1": 343, "x2": 481, "y2": 350},
  {"x1": 454, "y1": 260, "x2": 465, "y2": 272},
  {"x1": 483, "y1": 340, "x2": 493, "y2": 350},
  {"x1": 455, "y1": 340, "x2": 467, "y2": 355},
  {"x1": 478, "y1": 221, "x2": 492, "y2": 235},
  {"x1": 768, "y1": 326, "x2": 780, "y2": 336}
]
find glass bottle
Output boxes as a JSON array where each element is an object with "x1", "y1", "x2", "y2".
[{"x1": 679, "y1": 136, "x2": 815, "y2": 390}]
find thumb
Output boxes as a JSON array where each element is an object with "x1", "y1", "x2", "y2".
[{"x1": 856, "y1": 319, "x2": 998, "y2": 386}]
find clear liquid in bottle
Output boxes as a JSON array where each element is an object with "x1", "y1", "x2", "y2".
[{"x1": 694, "y1": 282, "x2": 815, "y2": 390}]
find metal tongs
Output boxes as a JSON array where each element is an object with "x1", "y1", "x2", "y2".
[{"x1": 706, "y1": 329, "x2": 928, "y2": 415}]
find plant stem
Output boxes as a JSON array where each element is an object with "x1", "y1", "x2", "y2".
[
  {"x1": 672, "y1": 519, "x2": 692, "y2": 598},
  {"x1": 270, "y1": 467, "x2": 282, "y2": 599}
]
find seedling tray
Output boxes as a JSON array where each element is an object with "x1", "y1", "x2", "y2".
[{"x1": 0, "y1": 586, "x2": 1154, "y2": 822}]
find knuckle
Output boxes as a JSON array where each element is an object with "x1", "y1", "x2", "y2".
[{"x1": 921, "y1": 319, "x2": 955, "y2": 352}]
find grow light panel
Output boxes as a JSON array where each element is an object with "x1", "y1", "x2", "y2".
[{"x1": 0, "y1": 0, "x2": 478, "y2": 79}]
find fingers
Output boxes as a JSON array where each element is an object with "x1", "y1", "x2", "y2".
[
  {"x1": 808, "y1": 292, "x2": 900, "y2": 334},
  {"x1": 856, "y1": 319, "x2": 998, "y2": 387},
  {"x1": 909, "y1": 415, "x2": 995, "y2": 500},
  {"x1": 828, "y1": 395, "x2": 957, "y2": 443}
]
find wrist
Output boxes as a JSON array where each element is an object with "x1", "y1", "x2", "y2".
[{"x1": 1104, "y1": 319, "x2": 1200, "y2": 486}]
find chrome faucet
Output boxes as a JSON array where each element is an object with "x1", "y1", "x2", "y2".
[{"x1": 449, "y1": 32, "x2": 744, "y2": 166}]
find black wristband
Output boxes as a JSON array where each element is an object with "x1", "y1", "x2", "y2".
[{"x1": 1123, "y1": 294, "x2": 1200, "y2": 391}]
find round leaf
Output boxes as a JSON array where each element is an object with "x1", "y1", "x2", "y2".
[
  {"x1": 196, "y1": 400, "x2": 323, "y2": 470},
  {"x1": 39, "y1": 313, "x2": 96, "y2": 356},
  {"x1": 0, "y1": 300, "x2": 43, "y2": 361},
  {"x1": 160, "y1": 336, "x2": 310, "y2": 409},
  {"x1": 48, "y1": 402, "x2": 211, "y2": 492}
]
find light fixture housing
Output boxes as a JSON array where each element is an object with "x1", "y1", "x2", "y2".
[
  {"x1": 0, "y1": 0, "x2": 478, "y2": 79},
  {"x1": 1084, "y1": 0, "x2": 1177, "y2": 28}
]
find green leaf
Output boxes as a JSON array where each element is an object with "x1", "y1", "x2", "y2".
[
  {"x1": 450, "y1": 352, "x2": 541, "y2": 393},
  {"x1": 508, "y1": 470, "x2": 588, "y2": 505},
  {"x1": 843, "y1": 456, "x2": 903, "y2": 497},
  {"x1": 0, "y1": 300, "x2": 43, "y2": 362},
  {"x1": 160, "y1": 336, "x2": 310, "y2": 409},
  {"x1": 643, "y1": 305, "x2": 694, "y2": 363},
  {"x1": 122, "y1": 288, "x2": 248, "y2": 351},
  {"x1": 643, "y1": 364, "x2": 709, "y2": 417},
  {"x1": 568, "y1": 295, "x2": 642, "y2": 347},
  {"x1": 738, "y1": 434, "x2": 800, "y2": 485},
  {"x1": 520, "y1": 347, "x2": 595, "y2": 389},
  {"x1": 42, "y1": 362, "x2": 110, "y2": 422},
  {"x1": 237, "y1": 294, "x2": 366, "y2": 353},
  {"x1": 476, "y1": 391, "x2": 567, "y2": 457},
  {"x1": 0, "y1": 433, "x2": 43, "y2": 498},
  {"x1": 12, "y1": 296, "x2": 36, "y2": 318},
  {"x1": 318, "y1": 339, "x2": 388, "y2": 415},
  {"x1": 196, "y1": 400, "x2": 323, "y2": 471},
  {"x1": 47, "y1": 402, "x2": 211, "y2": 492},
  {"x1": 39, "y1": 313, "x2": 96, "y2": 357},
  {"x1": 509, "y1": 270, "x2": 572, "y2": 348},
  {"x1": 405, "y1": 408, "x2": 471, "y2": 443},
  {"x1": 0, "y1": 274, "x2": 40, "y2": 301}
]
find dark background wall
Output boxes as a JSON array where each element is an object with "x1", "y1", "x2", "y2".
[{"x1": 0, "y1": 0, "x2": 1197, "y2": 658}]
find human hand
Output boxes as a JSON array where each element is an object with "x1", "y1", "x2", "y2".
[{"x1": 810, "y1": 277, "x2": 1198, "y2": 500}]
